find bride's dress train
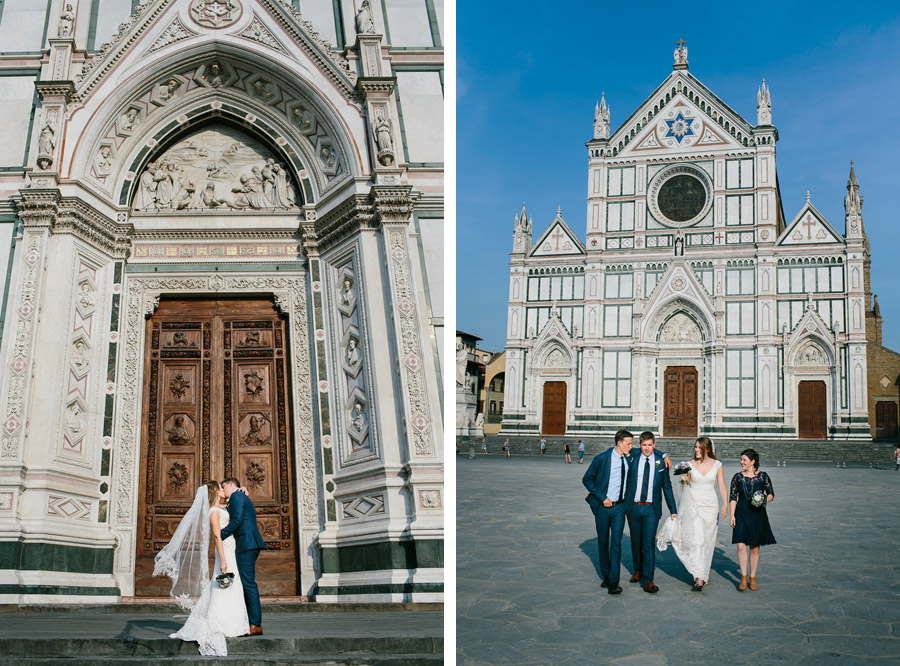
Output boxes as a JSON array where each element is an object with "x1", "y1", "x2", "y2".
[
  {"x1": 657, "y1": 460, "x2": 722, "y2": 582},
  {"x1": 170, "y1": 507, "x2": 250, "y2": 656}
]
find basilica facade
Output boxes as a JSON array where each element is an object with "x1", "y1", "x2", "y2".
[
  {"x1": 0, "y1": 0, "x2": 444, "y2": 603},
  {"x1": 502, "y1": 45, "x2": 882, "y2": 443}
]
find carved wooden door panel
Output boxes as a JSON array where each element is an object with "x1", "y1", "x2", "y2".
[
  {"x1": 542, "y1": 381, "x2": 567, "y2": 435},
  {"x1": 798, "y1": 380, "x2": 826, "y2": 440},
  {"x1": 875, "y1": 401, "x2": 898, "y2": 440},
  {"x1": 663, "y1": 366, "x2": 698, "y2": 438},
  {"x1": 136, "y1": 298, "x2": 297, "y2": 596}
]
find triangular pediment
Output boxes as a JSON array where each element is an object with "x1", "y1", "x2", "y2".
[
  {"x1": 609, "y1": 71, "x2": 755, "y2": 156},
  {"x1": 74, "y1": 0, "x2": 357, "y2": 104},
  {"x1": 641, "y1": 260, "x2": 715, "y2": 340},
  {"x1": 533, "y1": 311, "x2": 575, "y2": 363},
  {"x1": 786, "y1": 303, "x2": 837, "y2": 364},
  {"x1": 778, "y1": 202, "x2": 844, "y2": 246},
  {"x1": 528, "y1": 212, "x2": 586, "y2": 257}
]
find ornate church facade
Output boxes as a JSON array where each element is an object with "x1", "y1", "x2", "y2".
[
  {"x1": 502, "y1": 45, "x2": 881, "y2": 443},
  {"x1": 0, "y1": 0, "x2": 443, "y2": 603}
]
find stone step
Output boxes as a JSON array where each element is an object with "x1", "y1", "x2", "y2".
[
  {"x1": 5, "y1": 601, "x2": 442, "y2": 614},
  {"x1": 459, "y1": 435, "x2": 897, "y2": 464},
  {"x1": 2, "y1": 657, "x2": 440, "y2": 666}
]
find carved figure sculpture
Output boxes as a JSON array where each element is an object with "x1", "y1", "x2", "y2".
[
  {"x1": 96, "y1": 146, "x2": 113, "y2": 171},
  {"x1": 319, "y1": 144, "x2": 337, "y2": 170},
  {"x1": 203, "y1": 62, "x2": 224, "y2": 87},
  {"x1": 121, "y1": 108, "x2": 139, "y2": 132},
  {"x1": 355, "y1": 0, "x2": 376, "y2": 34},
  {"x1": 346, "y1": 338, "x2": 360, "y2": 367},
  {"x1": 37, "y1": 113, "x2": 56, "y2": 168},
  {"x1": 158, "y1": 79, "x2": 181, "y2": 102},
  {"x1": 292, "y1": 107, "x2": 314, "y2": 133},
  {"x1": 66, "y1": 403, "x2": 83, "y2": 433},
  {"x1": 351, "y1": 403, "x2": 366, "y2": 432},
  {"x1": 166, "y1": 415, "x2": 192, "y2": 445},
  {"x1": 72, "y1": 340, "x2": 89, "y2": 371},
  {"x1": 134, "y1": 162, "x2": 159, "y2": 210},
  {"x1": 58, "y1": 4, "x2": 75, "y2": 38},
  {"x1": 241, "y1": 415, "x2": 269, "y2": 446},
  {"x1": 456, "y1": 342, "x2": 467, "y2": 387},
  {"x1": 78, "y1": 282, "x2": 95, "y2": 309},
  {"x1": 340, "y1": 279, "x2": 354, "y2": 306},
  {"x1": 252, "y1": 79, "x2": 277, "y2": 102},
  {"x1": 374, "y1": 107, "x2": 394, "y2": 166}
]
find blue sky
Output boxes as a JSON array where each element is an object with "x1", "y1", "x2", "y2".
[{"x1": 457, "y1": 2, "x2": 900, "y2": 354}]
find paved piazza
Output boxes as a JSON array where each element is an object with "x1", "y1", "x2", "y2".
[{"x1": 457, "y1": 453, "x2": 900, "y2": 665}]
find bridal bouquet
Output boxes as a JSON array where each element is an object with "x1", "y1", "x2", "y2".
[
  {"x1": 215, "y1": 572, "x2": 235, "y2": 589},
  {"x1": 673, "y1": 461, "x2": 692, "y2": 475},
  {"x1": 750, "y1": 490, "x2": 767, "y2": 508}
]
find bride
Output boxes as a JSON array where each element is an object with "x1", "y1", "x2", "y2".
[
  {"x1": 154, "y1": 481, "x2": 250, "y2": 656},
  {"x1": 658, "y1": 437, "x2": 728, "y2": 591}
]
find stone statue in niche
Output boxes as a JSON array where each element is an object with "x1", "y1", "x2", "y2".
[
  {"x1": 292, "y1": 106, "x2": 314, "y2": 133},
  {"x1": 131, "y1": 127, "x2": 300, "y2": 212},
  {"x1": 355, "y1": 0, "x2": 375, "y2": 34},
  {"x1": 346, "y1": 338, "x2": 360, "y2": 367},
  {"x1": 166, "y1": 415, "x2": 192, "y2": 445},
  {"x1": 241, "y1": 415, "x2": 270, "y2": 446},
  {"x1": 96, "y1": 146, "x2": 113, "y2": 171},
  {"x1": 456, "y1": 342, "x2": 467, "y2": 387},
  {"x1": 319, "y1": 144, "x2": 338, "y2": 170},
  {"x1": 120, "y1": 109, "x2": 140, "y2": 133},
  {"x1": 374, "y1": 107, "x2": 395, "y2": 166},
  {"x1": 72, "y1": 340, "x2": 89, "y2": 371},
  {"x1": 66, "y1": 403, "x2": 83, "y2": 433},
  {"x1": 202, "y1": 62, "x2": 225, "y2": 87},
  {"x1": 350, "y1": 403, "x2": 366, "y2": 432},
  {"x1": 158, "y1": 79, "x2": 182, "y2": 102},
  {"x1": 37, "y1": 111, "x2": 56, "y2": 169},
  {"x1": 77, "y1": 282, "x2": 95, "y2": 309},
  {"x1": 252, "y1": 79, "x2": 277, "y2": 103},
  {"x1": 340, "y1": 278, "x2": 354, "y2": 306},
  {"x1": 58, "y1": 4, "x2": 75, "y2": 38}
]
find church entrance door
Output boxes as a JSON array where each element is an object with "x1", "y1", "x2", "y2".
[
  {"x1": 875, "y1": 401, "x2": 898, "y2": 440},
  {"x1": 663, "y1": 366, "x2": 697, "y2": 438},
  {"x1": 797, "y1": 380, "x2": 827, "y2": 439},
  {"x1": 542, "y1": 381, "x2": 567, "y2": 435},
  {"x1": 135, "y1": 298, "x2": 299, "y2": 596}
]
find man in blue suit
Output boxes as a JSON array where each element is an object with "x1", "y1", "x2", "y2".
[
  {"x1": 583, "y1": 430, "x2": 670, "y2": 594},
  {"x1": 220, "y1": 477, "x2": 267, "y2": 635},
  {"x1": 625, "y1": 432, "x2": 677, "y2": 593}
]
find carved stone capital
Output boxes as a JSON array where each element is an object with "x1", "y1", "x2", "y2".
[
  {"x1": 370, "y1": 186, "x2": 413, "y2": 225},
  {"x1": 16, "y1": 191, "x2": 60, "y2": 229},
  {"x1": 356, "y1": 76, "x2": 396, "y2": 99},
  {"x1": 54, "y1": 199, "x2": 133, "y2": 259},
  {"x1": 312, "y1": 195, "x2": 375, "y2": 253},
  {"x1": 35, "y1": 80, "x2": 76, "y2": 102}
]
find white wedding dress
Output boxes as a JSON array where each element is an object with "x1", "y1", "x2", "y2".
[
  {"x1": 658, "y1": 460, "x2": 722, "y2": 582},
  {"x1": 170, "y1": 507, "x2": 250, "y2": 656}
]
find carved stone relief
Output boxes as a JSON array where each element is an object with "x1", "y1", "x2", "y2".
[
  {"x1": 796, "y1": 343, "x2": 826, "y2": 366},
  {"x1": 238, "y1": 17, "x2": 286, "y2": 54},
  {"x1": 659, "y1": 313, "x2": 702, "y2": 343},
  {"x1": 165, "y1": 414, "x2": 194, "y2": 445},
  {"x1": 373, "y1": 107, "x2": 395, "y2": 167},
  {"x1": 131, "y1": 126, "x2": 300, "y2": 212},
  {"x1": 240, "y1": 413, "x2": 270, "y2": 446},
  {"x1": 189, "y1": 0, "x2": 242, "y2": 29},
  {"x1": 544, "y1": 347, "x2": 569, "y2": 368}
]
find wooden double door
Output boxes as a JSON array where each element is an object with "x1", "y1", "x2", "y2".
[
  {"x1": 135, "y1": 298, "x2": 298, "y2": 596},
  {"x1": 663, "y1": 366, "x2": 697, "y2": 438},
  {"x1": 797, "y1": 380, "x2": 827, "y2": 440},
  {"x1": 542, "y1": 381, "x2": 567, "y2": 435},
  {"x1": 875, "y1": 401, "x2": 898, "y2": 441}
]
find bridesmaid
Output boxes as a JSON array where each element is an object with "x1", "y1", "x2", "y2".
[{"x1": 729, "y1": 448, "x2": 776, "y2": 591}]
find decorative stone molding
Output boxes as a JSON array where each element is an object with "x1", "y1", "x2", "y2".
[
  {"x1": 146, "y1": 17, "x2": 197, "y2": 54},
  {"x1": 112, "y1": 273, "x2": 318, "y2": 582},
  {"x1": 238, "y1": 15, "x2": 287, "y2": 54},
  {"x1": 54, "y1": 199, "x2": 132, "y2": 259}
]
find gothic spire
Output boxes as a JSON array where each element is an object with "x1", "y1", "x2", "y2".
[
  {"x1": 845, "y1": 160, "x2": 864, "y2": 237},
  {"x1": 593, "y1": 93, "x2": 610, "y2": 139},
  {"x1": 757, "y1": 78, "x2": 772, "y2": 125},
  {"x1": 512, "y1": 202, "x2": 532, "y2": 254}
]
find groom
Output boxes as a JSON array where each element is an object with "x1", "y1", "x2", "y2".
[
  {"x1": 624, "y1": 432, "x2": 677, "y2": 593},
  {"x1": 220, "y1": 477, "x2": 267, "y2": 635}
]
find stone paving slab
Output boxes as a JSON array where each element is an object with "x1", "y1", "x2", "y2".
[{"x1": 457, "y1": 454, "x2": 900, "y2": 665}]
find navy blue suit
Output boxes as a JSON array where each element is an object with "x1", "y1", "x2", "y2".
[
  {"x1": 582, "y1": 447, "x2": 629, "y2": 586},
  {"x1": 625, "y1": 451, "x2": 677, "y2": 587},
  {"x1": 220, "y1": 490, "x2": 266, "y2": 625}
]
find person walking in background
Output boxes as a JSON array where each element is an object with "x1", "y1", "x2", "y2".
[
  {"x1": 503, "y1": 438, "x2": 511, "y2": 458},
  {"x1": 564, "y1": 441, "x2": 572, "y2": 464},
  {"x1": 730, "y1": 449, "x2": 776, "y2": 591},
  {"x1": 540, "y1": 437, "x2": 547, "y2": 456},
  {"x1": 894, "y1": 445, "x2": 900, "y2": 470},
  {"x1": 481, "y1": 439, "x2": 487, "y2": 455},
  {"x1": 578, "y1": 440, "x2": 585, "y2": 464}
]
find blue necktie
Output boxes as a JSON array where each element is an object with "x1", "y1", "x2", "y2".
[
  {"x1": 641, "y1": 456, "x2": 651, "y2": 502},
  {"x1": 618, "y1": 456, "x2": 626, "y2": 502}
]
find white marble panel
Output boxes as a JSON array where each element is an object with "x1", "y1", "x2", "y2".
[
  {"x1": 417, "y1": 217, "x2": 443, "y2": 317},
  {"x1": 0, "y1": 222, "x2": 13, "y2": 299},
  {"x1": 432, "y1": 0, "x2": 443, "y2": 43},
  {"x1": 93, "y1": 0, "x2": 132, "y2": 49},
  {"x1": 0, "y1": 0, "x2": 48, "y2": 51},
  {"x1": 299, "y1": 0, "x2": 338, "y2": 46},
  {"x1": 384, "y1": 0, "x2": 433, "y2": 47},
  {"x1": 0, "y1": 76, "x2": 35, "y2": 166},
  {"x1": 396, "y1": 71, "x2": 443, "y2": 163}
]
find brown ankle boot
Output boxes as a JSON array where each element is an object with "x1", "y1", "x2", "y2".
[
  {"x1": 738, "y1": 575, "x2": 748, "y2": 591},
  {"x1": 749, "y1": 576, "x2": 758, "y2": 591}
]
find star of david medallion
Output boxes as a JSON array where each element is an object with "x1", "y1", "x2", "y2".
[
  {"x1": 664, "y1": 112, "x2": 694, "y2": 143},
  {"x1": 189, "y1": 0, "x2": 242, "y2": 28}
]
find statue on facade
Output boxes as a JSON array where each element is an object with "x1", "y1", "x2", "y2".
[
  {"x1": 37, "y1": 111, "x2": 56, "y2": 169},
  {"x1": 673, "y1": 37, "x2": 688, "y2": 67},
  {"x1": 340, "y1": 278, "x2": 354, "y2": 306},
  {"x1": 120, "y1": 108, "x2": 140, "y2": 133},
  {"x1": 456, "y1": 342, "x2": 467, "y2": 387},
  {"x1": 346, "y1": 338, "x2": 360, "y2": 367},
  {"x1": 373, "y1": 107, "x2": 395, "y2": 166},
  {"x1": 58, "y1": 4, "x2": 75, "y2": 38},
  {"x1": 355, "y1": 0, "x2": 376, "y2": 34},
  {"x1": 351, "y1": 403, "x2": 366, "y2": 432}
]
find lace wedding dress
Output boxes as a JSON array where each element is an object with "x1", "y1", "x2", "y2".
[
  {"x1": 170, "y1": 507, "x2": 250, "y2": 656},
  {"x1": 659, "y1": 460, "x2": 722, "y2": 582}
]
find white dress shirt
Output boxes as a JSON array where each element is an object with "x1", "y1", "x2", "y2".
[
  {"x1": 633, "y1": 454, "x2": 655, "y2": 502},
  {"x1": 607, "y1": 449, "x2": 628, "y2": 501}
]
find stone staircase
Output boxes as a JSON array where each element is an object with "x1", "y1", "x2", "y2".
[
  {"x1": 459, "y1": 435, "x2": 897, "y2": 465},
  {"x1": 0, "y1": 604, "x2": 443, "y2": 665}
]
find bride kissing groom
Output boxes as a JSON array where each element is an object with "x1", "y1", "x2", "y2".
[{"x1": 154, "y1": 477, "x2": 267, "y2": 657}]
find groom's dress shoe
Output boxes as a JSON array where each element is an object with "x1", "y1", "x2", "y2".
[
  {"x1": 607, "y1": 584, "x2": 623, "y2": 595},
  {"x1": 629, "y1": 571, "x2": 641, "y2": 583},
  {"x1": 249, "y1": 624, "x2": 263, "y2": 636},
  {"x1": 600, "y1": 579, "x2": 609, "y2": 588},
  {"x1": 642, "y1": 581, "x2": 659, "y2": 594}
]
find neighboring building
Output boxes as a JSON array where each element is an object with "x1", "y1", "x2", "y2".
[
  {"x1": 483, "y1": 351, "x2": 505, "y2": 435},
  {"x1": 502, "y1": 44, "x2": 886, "y2": 442},
  {"x1": 0, "y1": 0, "x2": 443, "y2": 604},
  {"x1": 865, "y1": 295, "x2": 900, "y2": 441},
  {"x1": 455, "y1": 330, "x2": 482, "y2": 432}
]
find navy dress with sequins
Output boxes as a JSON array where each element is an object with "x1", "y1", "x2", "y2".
[{"x1": 730, "y1": 472, "x2": 776, "y2": 547}]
